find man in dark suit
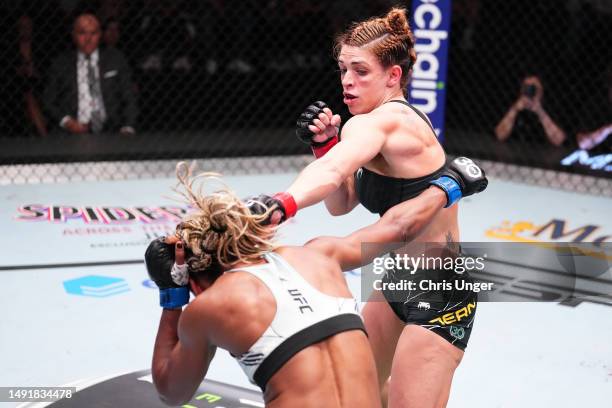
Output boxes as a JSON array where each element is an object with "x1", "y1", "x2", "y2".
[{"x1": 44, "y1": 13, "x2": 137, "y2": 134}]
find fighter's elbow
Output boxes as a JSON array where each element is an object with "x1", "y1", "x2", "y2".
[
  {"x1": 326, "y1": 202, "x2": 350, "y2": 216},
  {"x1": 378, "y1": 211, "x2": 405, "y2": 242},
  {"x1": 155, "y1": 383, "x2": 191, "y2": 407},
  {"x1": 399, "y1": 222, "x2": 422, "y2": 243},
  {"x1": 384, "y1": 207, "x2": 426, "y2": 243},
  {"x1": 154, "y1": 384, "x2": 175, "y2": 406},
  {"x1": 318, "y1": 156, "x2": 351, "y2": 188},
  {"x1": 152, "y1": 369, "x2": 183, "y2": 406},
  {"x1": 158, "y1": 394, "x2": 187, "y2": 407}
]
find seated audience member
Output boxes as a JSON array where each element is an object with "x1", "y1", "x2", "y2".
[
  {"x1": 102, "y1": 18, "x2": 121, "y2": 49},
  {"x1": 16, "y1": 15, "x2": 47, "y2": 136},
  {"x1": 44, "y1": 13, "x2": 137, "y2": 134},
  {"x1": 136, "y1": 0, "x2": 198, "y2": 73}
]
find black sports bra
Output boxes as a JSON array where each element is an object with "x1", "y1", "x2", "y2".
[{"x1": 354, "y1": 100, "x2": 445, "y2": 216}]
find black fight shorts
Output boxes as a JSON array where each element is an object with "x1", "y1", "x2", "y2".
[{"x1": 381, "y1": 265, "x2": 477, "y2": 350}]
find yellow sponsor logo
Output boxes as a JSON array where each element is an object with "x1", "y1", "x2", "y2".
[
  {"x1": 485, "y1": 219, "x2": 611, "y2": 261},
  {"x1": 485, "y1": 219, "x2": 608, "y2": 242},
  {"x1": 428, "y1": 301, "x2": 476, "y2": 326},
  {"x1": 485, "y1": 220, "x2": 540, "y2": 242},
  {"x1": 486, "y1": 219, "x2": 610, "y2": 244}
]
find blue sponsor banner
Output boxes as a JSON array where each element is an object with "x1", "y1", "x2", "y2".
[
  {"x1": 63, "y1": 275, "x2": 130, "y2": 297},
  {"x1": 408, "y1": 0, "x2": 452, "y2": 142}
]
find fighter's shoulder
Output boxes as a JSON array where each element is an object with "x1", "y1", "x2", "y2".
[
  {"x1": 190, "y1": 274, "x2": 246, "y2": 308},
  {"x1": 345, "y1": 109, "x2": 394, "y2": 125},
  {"x1": 277, "y1": 245, "x2": 337, "y2": 269},
  {"x1": 276, "y1": 245, "x2": 324, "y2": 260},
  {"x1": 342, "y1": 111, "x2": 393, "y2": 139},
  {"x1": 185, "y1": 275, "x2": 259, "y2": 330}
]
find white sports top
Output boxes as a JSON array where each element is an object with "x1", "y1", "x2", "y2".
[{"x1": 226, "y1": 252, "x2": 364, "y2": 389}]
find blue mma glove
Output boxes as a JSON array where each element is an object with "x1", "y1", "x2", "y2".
[
  {"x1": 144, "y1": 238, "x2": 190, "y2": 309},
  {"x1": 430, "y1": 157, "x2": 488, "y2": 207}
]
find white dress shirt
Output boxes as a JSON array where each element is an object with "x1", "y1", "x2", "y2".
[
  {"x1": 61, "y1": 49, "x2": 134, "y2": 133},
  {"x1": 61, "y1": 49, "x2": 106, "y2": 129},
  {"x1": 77, "y1": 49, "x2": 106, "y2": 125}
]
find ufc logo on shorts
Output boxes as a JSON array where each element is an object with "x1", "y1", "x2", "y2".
[{"x1": 453, "y1": 157, "x2": 482, "y2": 178}]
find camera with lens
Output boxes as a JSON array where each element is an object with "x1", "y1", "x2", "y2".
[{"x1": 521, "y1": 84, "x2": 537, "y2": 99}]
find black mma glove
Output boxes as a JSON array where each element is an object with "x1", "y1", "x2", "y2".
[
  {"x1": 429, "y1": 157, "x2": 488, "y2": 207},
  {"x1": 144, "y1": 238, "x2": 190, "y2": 309},
  {"x1": 245, "y1": 193, "x2": 297, "y2": 224},
  {"x1": 296, "y1": 101, "x2": 339, "y2": 158}
]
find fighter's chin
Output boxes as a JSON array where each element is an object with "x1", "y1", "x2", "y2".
[
  {"x1": 347, "y1": 105, "x2": 366, "y2": 115},
  {"x1": 344, "y1": 101, "x2": 358, "y2": 114}
]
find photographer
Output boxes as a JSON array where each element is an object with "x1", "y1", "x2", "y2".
[{"x1": 495, "y1": 75, "x2": 566, "y2": 146}]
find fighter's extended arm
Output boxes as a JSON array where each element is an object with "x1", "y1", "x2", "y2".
[
  {"x1": 246, "y1": 115, "x2": 385, "y2": 223},
  {"x1": 287, "y1": 115, "x2": 386, "y2": 210},
  {"x1": 305, "y1": 157, "x2": 488, "y2": 270},
  {"x1": 305, "y1": 186, "x2": 446, "y2": 271}
]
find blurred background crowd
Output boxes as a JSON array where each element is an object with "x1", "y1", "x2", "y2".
[{"x1": 0, "y1": 0, "x2": 610, "y2": 179}]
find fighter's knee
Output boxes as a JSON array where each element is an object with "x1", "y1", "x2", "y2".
[
  {"x1": 419, "y1": 339, "x2": 463, "y2": 367},
  {"x1": 400, "y1": 328, "x2": 463, "y2": 366}
]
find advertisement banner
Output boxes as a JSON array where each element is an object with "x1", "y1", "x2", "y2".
[{"x1": 408, "y1": 0, "x2": 452, "y2": 142}]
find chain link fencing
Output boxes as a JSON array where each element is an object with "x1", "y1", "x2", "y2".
[{"x1": 0, "y1": 0, "x2": 610, "y2": 193}]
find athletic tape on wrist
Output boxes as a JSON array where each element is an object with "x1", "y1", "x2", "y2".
[
  {"x1": 273, "y1": 192, "x2": 297, "y2": 219},
  {"x1": 170, "y1": 263, "x2": 189, "y2": 286},
  {"x1": 159, "y1": 287, "x2": 189, "y2": 309},
  {"x1": 429, "y1": 176, "x2": 462, "y2": 208}
]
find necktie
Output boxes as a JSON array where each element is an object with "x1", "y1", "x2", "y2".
[{"x1": 87, "y1": 56, "x2": 104, "y2": 133}]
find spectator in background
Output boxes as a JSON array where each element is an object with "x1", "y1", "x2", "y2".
[
  {"x1": 1, "y1": 0, "x2": 64, "y2": 138},
  {"x1": 452, "y1": 0, "x2": 481, "y2": 52},
  {"x1": 43, "y1": 13, "x2": 137, "y2": 134},
  {"x1": 223, "y1": 0, "x2": 257, "y2": 74},
  {"x1": 96, "y1": 0, "x2": 128, "y2": 24},
  {"x1": 136, "y1": 0, "x2": 198, "y2": 73},
  {"x1": 16, "y1": 14, "x2": 48, "y2": 136},
  {"x1": 495, "y1": 75, "x2": 566, "y2": 146},
  {"x1": 102, "y1": 17, "x2": 121, "y2": 49},
  {"x1": 284, "y1": 0, "x2": 326, "y2": 70}
]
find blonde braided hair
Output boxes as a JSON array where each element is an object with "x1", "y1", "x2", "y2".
[{"x1": 173, "y1": 162, "x2": 277, "y2": 273}]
